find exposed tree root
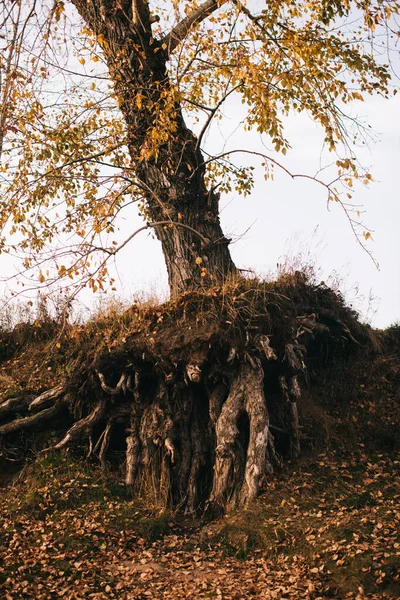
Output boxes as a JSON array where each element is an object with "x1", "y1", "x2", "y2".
[
  {"x1": 0, "y1": 283, "x2": 368, "y2": 513},
  {"x1": 52, "y1": 397, "x2": 106, "y2": 451},
  {"x1": 0, "y1": 402, "x2": 62, "y2": 436},
  {"x1": 0, "y1": 384, "x2": 65, "y2": 422},
  {"x1": 98, "y1": 418, "x2": 114, "y2": 468},
  {"x1": 210, "y1": 358, "x2": 271, "y2": 510},
  {"x1": 0, "y1": 395, "x2": 36, "y2": 420},
  {"x1": 125, "y1": 432, "x2": 140, "y2": 487}
]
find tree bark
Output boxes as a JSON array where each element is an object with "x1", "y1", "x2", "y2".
[{"x1": 70, "y1": 0, "x2": 238, "y2": 297}]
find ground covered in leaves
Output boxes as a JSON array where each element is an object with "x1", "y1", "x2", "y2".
[{"x1": 1, "y1": 449, "x2": 399, "y2": 599}]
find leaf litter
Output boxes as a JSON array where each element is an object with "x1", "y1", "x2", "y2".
[{"x1": 0, "y1": 448, "x2": 399, "y2": 599}]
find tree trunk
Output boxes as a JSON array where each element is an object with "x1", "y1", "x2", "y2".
[{"x1": 71, "y1": 0, "x2": 238, "y2": 297}]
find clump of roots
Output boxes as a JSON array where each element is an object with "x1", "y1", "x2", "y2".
[{"x1": 0, "y1": 275, "x2": 380, "y2": 513}]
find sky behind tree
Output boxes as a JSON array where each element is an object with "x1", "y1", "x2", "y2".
[{"x1": 1, "y1": 81, "x2": 398, "y2": 327}]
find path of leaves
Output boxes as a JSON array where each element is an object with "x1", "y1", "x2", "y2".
[{"x1": 0, "y1": 451, "x2": 399, "y2": 599}]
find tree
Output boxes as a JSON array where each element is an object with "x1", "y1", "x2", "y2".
[
  {"x1": 1, "y1": 0, "x2": 398, "y2": 297},
  {"x1": 0, "y1": 1, "x2": 399, "y2": 512}
]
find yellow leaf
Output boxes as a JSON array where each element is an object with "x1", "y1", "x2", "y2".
[{"x1": 136, "y1": 94, "x2": 143, "y2": 109}]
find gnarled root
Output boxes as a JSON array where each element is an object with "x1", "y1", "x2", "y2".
[
  {"x1": 0, "y1": 384, "x2": 67, "y2": 437},
  {"x1": 52, "y1": 397, "x2": 106, "y2": 451},
  {"x1": 210, "y1": 357, "x2": 274, "y2": 511},
  {"x1": 125, "y1": 432, "x2": 139, "y2": 486},
  {"x1": 0, "y1": 402, "x2": 63, "y2": 436}
]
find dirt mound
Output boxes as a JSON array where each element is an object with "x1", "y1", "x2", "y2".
[{"x1": 0, "y1": 275, "x2": 398, "y2": 512}]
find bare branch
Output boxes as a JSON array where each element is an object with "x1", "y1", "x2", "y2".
[
  {"x1": 114, "y1": 220, "x2": 211, "y2": 254},
  {"x1": 161, "y1": 0, "x2": 229, "y2": 56},
  {"x1": 195, "y1": 83, "x2": 243, "y2": 152},
  {"x1": 200, "y1": 149, "x2": 379, "y2": 267}
]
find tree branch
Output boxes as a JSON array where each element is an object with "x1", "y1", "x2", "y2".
[
  {"x1": 65, "y1": 219, "x2": 212, "y2": 303},
  {"x1": 161, "y1": 0, "x2": 229, "y2": 56},
  {"x1": 195, "y1": 83, "x2": 243, "y2": 152},
  {"x1": 200, "y1": 149, "x2": 379, "y2": 267},
  {"x1": 114, "y1": 220, "x2": 210, "y2": 254}
]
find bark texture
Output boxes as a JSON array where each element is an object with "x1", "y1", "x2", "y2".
[{"x1": 70, "y1": 0, "x2": 237, "y2": 296}]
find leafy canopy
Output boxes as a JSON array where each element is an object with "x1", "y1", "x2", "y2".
[{"x1": 0, "y1": 0, "x2": 399, "y2": 294}]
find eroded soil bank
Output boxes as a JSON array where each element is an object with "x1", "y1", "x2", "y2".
[
  {"x1": 2, "y1": 275, "x2": 398, "y2": 513},
  {"x1": 1, "y1": 274, "x2": 399, "y2": 597}
]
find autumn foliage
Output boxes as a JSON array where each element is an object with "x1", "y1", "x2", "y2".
[{"x1": 0, "y1": 1, "x2": 399, "y2": 293}]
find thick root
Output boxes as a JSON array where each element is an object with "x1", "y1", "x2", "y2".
[
  {"x1": 0, "y1": 402, "x2": 63, "y2": 436},
  {"x1": 210, "y1": 358, "x2": 273, "y2": 510},
  {"x1": 240, "y1": 358, "x2": 272, "y2": 505},
  {"x1": 125, "y1": 433, "x2": 139, "y2": 486},
  {"x1": 0, "y1": 383, "x2": 65, "y2": 424},
  {"x1": 52, "y1": 397, "x2": 106, "y2": 450},
  {"x1": 99, "y1": 418, "x2": 114, "y2": 468}
]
